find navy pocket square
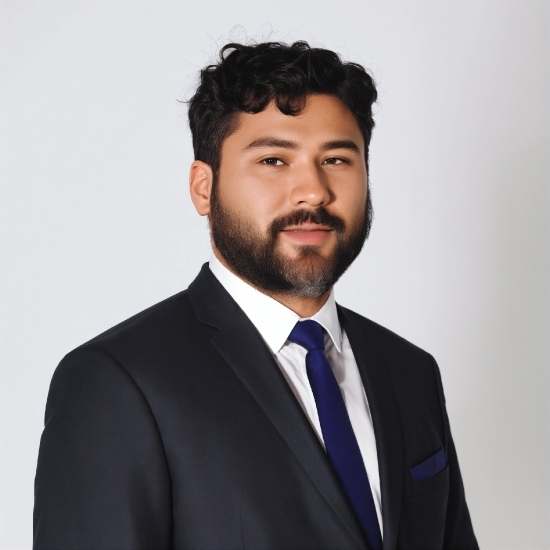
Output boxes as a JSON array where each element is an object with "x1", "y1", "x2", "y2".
[{"x1": 410, "y1": 445, "x2": 447, "y2": 482}]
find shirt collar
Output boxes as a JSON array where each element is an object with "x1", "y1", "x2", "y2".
[{"x1": 208, "y1": 254, "x2": 342, "y2": 354}]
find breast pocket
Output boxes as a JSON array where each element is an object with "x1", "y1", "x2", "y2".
[
  {"x1": 409, "y1": 445, "x2": 449, "y2": 498},
  {"x1": 402, "y1": 464, "x2": 449, "y2": 549},
  {"x1": 409, "y1": 462, "x2": 449, "y2": 498}
]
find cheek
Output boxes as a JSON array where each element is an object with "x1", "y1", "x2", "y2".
[
  {"x1": 218, "y1": 176, "x2": 280, "y2": 232},
  {"x1": 247, "y1": 185, "x2": 280, "y2": 214},
  {"x1": 226, "y1": 166, "x2": 289, "y2": 210},
  {"x1": 337, "y1": 182, "x2": 368, "y2": 224}
]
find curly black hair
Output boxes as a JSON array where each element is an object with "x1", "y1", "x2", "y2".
[{"x1": 188, "y1": 41, "x2": 378, "y2": 177}]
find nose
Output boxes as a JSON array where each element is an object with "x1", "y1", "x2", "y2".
[{"x1": 289, "y1": 163, "x2": 331, "y2": 208}]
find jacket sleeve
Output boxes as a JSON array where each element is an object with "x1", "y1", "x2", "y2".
[
  {"x1": 33, "y1": 346, "x2": 172, "y2": 549},
  {"x1": 432, "y1": 357, "x2": 479, "y2": 549}
]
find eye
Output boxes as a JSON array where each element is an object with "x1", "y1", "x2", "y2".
[
  {"x1": 322, "y1": 157, "x2": 347, "y2": 165},
  {"x1": 261, "y1": 157, "x2": 285, "y2": 166}
]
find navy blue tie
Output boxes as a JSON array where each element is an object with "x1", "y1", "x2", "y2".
[{"x1": 288, "y1": 320, "x2": 382, "y2": 550}]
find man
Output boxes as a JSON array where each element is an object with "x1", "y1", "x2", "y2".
[{"x1": 34, "y1": 41, "x2": 478, "y2": 549}]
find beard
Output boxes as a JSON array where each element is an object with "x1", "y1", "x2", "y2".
[{"x1": 209, "y1": 183, "x2": 373, "y2": 298}]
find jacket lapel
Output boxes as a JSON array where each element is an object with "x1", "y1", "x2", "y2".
[
  {"x1": 188, "y1": 265, "x2": 366, "y2": 549},
  {"x1": 338, "y1": 306, "x2": 404, "y2": 550}
]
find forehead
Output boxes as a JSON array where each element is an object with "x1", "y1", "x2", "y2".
[{"x1": 225, "y1": 94, "x2": 365, "y2": 153}]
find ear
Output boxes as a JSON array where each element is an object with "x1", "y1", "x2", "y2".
[{"x1": 189, "y1": 161, "x2": 214, "y2": 216}]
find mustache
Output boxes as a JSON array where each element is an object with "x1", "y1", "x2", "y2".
[{"x1": 269, "y1": 208, "x2": 346, "y2": 238}]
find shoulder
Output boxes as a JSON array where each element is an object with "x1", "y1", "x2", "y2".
[
  {"x1": 338, "y1": 304, "x2": 443, "y2": 400},
  {"x1": 74, "y1": 288, "x2": 203, "y2": 365},
  {"x1": 84, "y1": 289, "x2": 193, "y2": 348},
  {"x1": 338, "y1": 304, "x2": 434, "y2": 365},
  {"x1": 50, "y1": 289, "x2": 201, "y2": 397}
]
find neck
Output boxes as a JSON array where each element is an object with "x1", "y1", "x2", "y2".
[{"x1": 213, "y1": 250, "x2": 332, "y2": 318}]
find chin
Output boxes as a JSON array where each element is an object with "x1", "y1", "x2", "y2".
[{"x1": 280, "y1": 252, "x2": 336, "y2": 280}]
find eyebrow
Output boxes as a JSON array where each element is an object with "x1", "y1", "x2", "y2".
[
  {"x1": 244, "y1": 138, "x2": 298, "y2": 150},
  {"x1": 243, "y1": 137, "x2": 361, "y2": 153},
  {"x1": 320, "y1": 140, "x2": 360, "y2": 153}
]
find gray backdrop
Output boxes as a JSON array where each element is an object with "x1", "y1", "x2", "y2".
[{"x1": 1, "y1": 1, "x2": 549, "y2": 548}]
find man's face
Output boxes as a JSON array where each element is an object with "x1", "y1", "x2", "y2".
[{"x1": 210, "y1": 94, "x2": 371, "y2": 297}]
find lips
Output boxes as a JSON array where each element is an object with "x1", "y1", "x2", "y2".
[
  {"x1": 280, "y1": 224, "x2": 333, "y2": 245},
  {"x1": 281, "y1": 223, "x2": 333, "y2": 232}
]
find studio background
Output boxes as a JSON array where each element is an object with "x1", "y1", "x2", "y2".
[{"x1": 1, "y1": 1, "x2": 549, "y2": 549}]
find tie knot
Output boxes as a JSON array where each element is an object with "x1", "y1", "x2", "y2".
[{"x1": 288, "y1": 320, "x2": 325, "y2": 352}]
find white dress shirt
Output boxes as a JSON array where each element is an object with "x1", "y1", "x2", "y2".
[{"x1": 209, "y1": 255, "x2": 383, "y2": 534}]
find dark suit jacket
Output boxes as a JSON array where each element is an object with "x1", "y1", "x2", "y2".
[{"x1": 34, "y1": 264, "x2": 478, "y2": 549}]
